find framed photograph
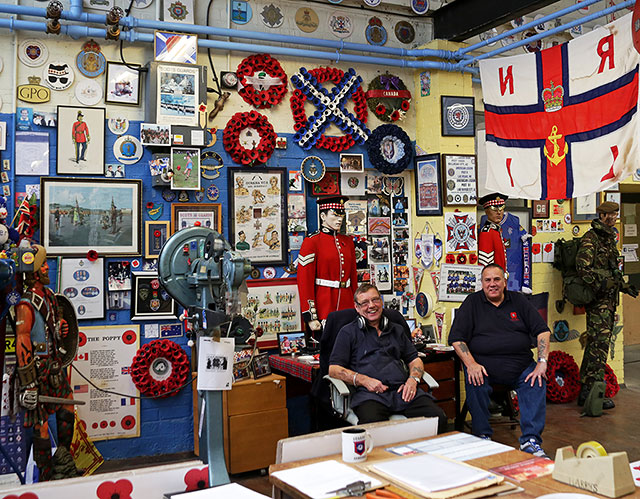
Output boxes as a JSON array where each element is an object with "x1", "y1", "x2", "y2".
[
  {"x1": 441, "y1": 95, "x2": 475, "y2": 136},
  {"x1": 414, "y1": 153, "x2": 442, "y2": 216},
  {"x1": 442, "y1": 154, "x2": 478, "y2": 206},
  {"x1": 233, "y1": 362, "x2": 251, "y2": 382},
  {"x1": 0, "y1": 122, "x2": 6, "y2": 150},
  {"x1": 339, "y1": 153, "x2": 364, "y2": 173},
  {"x1": 60, "y1": 257, "x2": 105, "y2": 320},
  {"x1": 41, "y1": 177, "x2": 142, "y2": 256},
  {"x1": 604, "y1": 191, "x2": 621, "y2": 205},
  {"x1": 107, "y1": 261, "x2": 131, "y2": 291},
  {"x1": 154, "y1": 31, "x2": 198, "y2": 65},
  {"x1": 242, "y1": 278, "x2": 302, "y2": 349},
  {"x1": 171, "y1": 203, "x2": 221, "y2": 233},
  {"x1": 421, "y1": 324, "x2": 437, "y2": 343},
  {"x1": 131, "y1": 272, "x2": 177, "y2": 321},
  {"x1": 56, "y1": 106, "x2": 105, "y2": 175},
  {"x1": 105, "y1": 62, "x2": 141, "y2": 105},
  {"x1": 229, "y1": 168, "x2": 288, "y2": 265},
  {"x1": 157, "y1": 63, "x2": 200, "y2": 126},
  {"x1": 145, "y1": 220, "x2": 170, "y2": 258},
  {"x1": 571, "y1": 193, "x2": 601, "y2": 222},
  {"x1": 277, "y1": 331, "x2": 306, "y2": 356},
  {"x1": 171, "y1": 147, "x2": 200, "y2": 191},
  {"x1": 251, "y1": 353, "x2": 272, "y2": 379},
  {"x1": 532, "y1": 200, "x2": 550, "y2": 219},
  {"x1": 140, "y1": 123, "x2": 171, "y2": 146},
  {"x1": 438, "y1": 264, "x2": 483, "y2": 302}
]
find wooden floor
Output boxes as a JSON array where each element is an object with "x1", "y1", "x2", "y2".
[{"x1": 234, "y1": 345, "x2": 640, "y2": 496}]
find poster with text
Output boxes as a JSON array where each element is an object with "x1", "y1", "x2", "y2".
[{"x1": 70, "y1": 325, "x2": 140, "y2": 441}]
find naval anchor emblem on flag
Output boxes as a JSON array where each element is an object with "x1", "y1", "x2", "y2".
[{"x1": 480, "y1": 14, "x2": 640, "y2": 200}]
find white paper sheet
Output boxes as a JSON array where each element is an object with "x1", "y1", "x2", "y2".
[
  {"x1": 197, "y1": 337, "x2": 234, "y2": 391},
  {"x1": 622, "y1": 244, "x2": 639, "y2": 262},
  {"x1": 624, "y1": 224, "x2": 637, "y2": 237},
  {"x1": 371, "y1": 454, "x2": 495, "y2": 493},
  {"x1": 15, "y1": 131, "x2": 49, "y2": 175},
  {"x1": 271, "y1": 460, "x2": 382, "y2": 499},
  {"x1": 387, "y1": 433, "x2": 513, "y2": 461}
]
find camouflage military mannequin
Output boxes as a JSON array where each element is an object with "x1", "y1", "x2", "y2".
[{"x1": 576, "y1": 201, "x2": 638, "y2": 409}]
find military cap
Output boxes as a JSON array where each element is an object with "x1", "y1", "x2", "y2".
[
  {"x1": 31, "y1": 244, "x2": 47, "y2": 272},
  {"x1": 317, "y1": 196, "x2": 348, "y2": 213},
  {"x1": 597, "y1": 201, "x2": 619, "y2": 214},
  {"x1": 478, "y1": 193, "x2": 508, "y2": 209}
]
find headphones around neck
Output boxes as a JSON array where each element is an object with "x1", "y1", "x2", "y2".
[{"x1": 357, "y1": 313, "x2": 388, "y2": 331}]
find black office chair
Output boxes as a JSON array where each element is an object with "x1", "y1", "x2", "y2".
[{"x1": 311, "y1": 308, "x2": 438, "y2": 425}]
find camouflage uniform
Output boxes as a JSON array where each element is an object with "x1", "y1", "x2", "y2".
[{"x1": 575, "y1": 219, "x2": 620, "y2": 389}]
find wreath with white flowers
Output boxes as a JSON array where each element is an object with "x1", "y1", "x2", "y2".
[
  {"x1": 365, "y1": 73, "x2": 411, "y2": 122},
  {"x1": 223, "y1": 111, "x2": 276, "y2": 165},
  {"x1": 236, "y1": 53, "x2": 288, "y2": 109}
]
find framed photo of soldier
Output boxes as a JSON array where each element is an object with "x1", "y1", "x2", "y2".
[{"x1": 56, "y1": 106, "x2": 105, "y2": 175}]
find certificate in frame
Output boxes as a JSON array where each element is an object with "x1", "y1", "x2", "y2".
[{"x1": 442, "y1": 154, "x2": 478, "y2": 206}]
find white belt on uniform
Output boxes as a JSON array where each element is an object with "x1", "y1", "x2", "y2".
[{"x1": 315, "y1": 278, "x2": 351, "y2": 288}]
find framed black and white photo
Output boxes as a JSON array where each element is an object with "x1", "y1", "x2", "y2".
[
  {"x1": 441, "y1": 95, "x2": 475, "y2": 136},
  {"x1": 131, "y1": 272, "x2": 177, "y2": 321},
  {"x1": 105, "y1": 62, "x2": 141, "y2": 106},
  {"x1": 414, "y1": 153, "x2": 442, "y2": 216},
  {"x1": 229, "y1": 168, "x2": 287, "y2": 265},
  {"x1": 56, "y1": 106, "x2": 105, "y2": 175},
  {"x1": 41, "y1": 177, "x2": 142, "y2": 256}
]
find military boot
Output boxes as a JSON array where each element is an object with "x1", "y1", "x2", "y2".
[
  {"x1": 32, "y1": 435, "x2": 53, "y2": 481},
  {"x1": 577, "y1": 384, "x2": 590, "y2": 406}
]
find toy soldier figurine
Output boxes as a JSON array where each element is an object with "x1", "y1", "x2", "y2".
[
  {"x1": 576, "y1": 201, "x2": 638, "y2": 411},
  {"x1": 478, "y1": 193, "x2": 508, "y2": 270},
  {"x1": 297, "y1": 196, "x2": 357, "y2": 337},
  {"x1": 15, "y1": 245, "x2": 80, "y2": 480}
]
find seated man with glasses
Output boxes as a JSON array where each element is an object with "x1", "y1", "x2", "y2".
[
  {"x1": 478, "y1": 193, "x2": 508, "y2": 269},
  {"x1": 328, "y1": 284, "x2": 447, "y2": 431}
]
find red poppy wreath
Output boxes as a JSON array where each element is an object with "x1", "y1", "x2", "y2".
[
  {"x1": 290, "y1": 67, "x2": 368, "y2": 152},
  {"x1": 236, "y1": 53, "x2": 288, "y2": 109},
  {"x1": 130, "y1": 339, "x2": 190, "y2": 398},
  {"x1": 223, "y1": 111, "x2": 276, "y2": 165}
]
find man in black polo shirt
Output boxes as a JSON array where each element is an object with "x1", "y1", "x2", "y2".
[
  {"x1": 329, "y1": 284, "x2": 447, "y2": 432},
  {"x1": 448, "y1": 264, "x2": 551, "y2": 457}
]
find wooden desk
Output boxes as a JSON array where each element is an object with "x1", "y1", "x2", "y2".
[{"x1": 269, "y1": 432, "x2": 640, "y2": 499}]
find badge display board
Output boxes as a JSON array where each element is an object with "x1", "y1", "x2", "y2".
[{"x1": 442, "y1": 154, "x2": 477, "y2": 206}]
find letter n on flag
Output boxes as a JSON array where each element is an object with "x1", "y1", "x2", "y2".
[{"x1": 480, "y1": 14, "x2": 640, "y2": 200}]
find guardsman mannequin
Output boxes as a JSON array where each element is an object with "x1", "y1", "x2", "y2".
[
  {"x1": 478, "y1": 193, "x2": 508, "y2": 270},
  {"x1": 297, "y1": 196, "x2": 358, "y2": 338},
  {"x1": 15, "y1": 245, "x2": 79, "y2": 480}
]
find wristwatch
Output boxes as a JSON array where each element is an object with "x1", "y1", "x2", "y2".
[
  {"x1": 538, "y1": 358, "x2": 547, "y2": 363},
  {"x1": 411, "y1": 376, "x2": 421, "y2": 384}
]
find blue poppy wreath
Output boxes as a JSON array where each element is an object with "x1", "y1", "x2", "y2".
[{"x1": 366, "y1": 124, "x2": 413, "y2": 174}]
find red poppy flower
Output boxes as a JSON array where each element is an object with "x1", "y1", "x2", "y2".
[
  {"x1": 445, "y1": 254, "x2": 455, "y2": 264},
  {"x1": 122, "y1": 330, "x2": 137, "y2": 345},
  {"x1": 96, "y1": 479, "x2": 133, "y2": 499},
  {"x1": 121, "y1": 415, "x2": 136, "y2": 430},
  {"x1": 146, "y1": 202, "x2": 154, "y2": 209},
  {"x1": 184, "y1": 467, "x2": 209, "y2": 491},
  {"x1": 3, "y1": 493, "x2": 39, "y2": 499},
  {"x1": 154, "y1": 230, "x2": 161, "y2": 237},
  {"x1": 390, "y1": 110, "x2": 401, "y2": 121},
  {"x1": 401, "y1": 100, "x2": 410, "y2": 111},
  {"x1": 87, "y1": 250, "x2": 99, "y2": 262},
  {"x1": 375, "y1": 104, "x2": 386, "y2": 115}
]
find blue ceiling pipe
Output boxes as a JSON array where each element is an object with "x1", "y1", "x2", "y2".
[
  {"x1": 453, "y1": 0, "x2": 604, "y2": 59},
  {"x1": 457, "y1": 0, "x2": 634, "y2": 70}
]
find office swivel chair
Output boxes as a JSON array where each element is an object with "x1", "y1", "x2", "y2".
[{"x1": 312, "y1": 308, "x2": 439, "y2": 426}]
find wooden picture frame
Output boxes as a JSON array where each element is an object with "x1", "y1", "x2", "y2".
[
  {"x1": 41, "y1": 177, "x2": 142, "y2": 256},
  {"x1": 228, "y1": 168, "x2": 288, "y2": 265},
  {"x1": 242, "y1": 277, "x2": 302, "y2": 349},
  {"x1": 442, "y1": 154, "x2": 478, "y2": 206},
  {"x1": 414, "y1": 153, "x2": 442, "y2": 216},
  {"x1": 105, "y1": 62, "x2": 141, "y2": 106},
  {"x1": 145, "y1": 220, "x2": 170, "y2": 258},
  {"x1": 131, "y1": 272, "x2": 177, "y2": 321},
  {"x1": 170, "y1": 203, "x2": 221, "y2": 233},
  {"x1": 441, "y1": 95, "x2": 475, "y2": 136},
  {"x1": 571, "y1": 193, "x2": 601, "y2": 223},
  {"x1": 56, "y1": 106, "x2": 105, "y2": 175},
  {"x1": 277, "y1": 331, "x2": 306, "y2": 356},
  {"x1": 251, "y1": 353, "x2": 272, "y2": 379},
  {"x1": 532, "y1": 200, "x2": 550, "y2": 219}
]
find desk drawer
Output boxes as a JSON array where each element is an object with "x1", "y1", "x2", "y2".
[
  {"x1": 226, "y1": 375, "x2": 286, "y2": 416},
  {"x1": 431, "y1": 379, "x2": 455, "y2": 401},
  {"x1": 427, "y1": 360, "x2": 454, "y2": 380}
]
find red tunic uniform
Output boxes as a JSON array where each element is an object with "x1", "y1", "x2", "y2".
[
  {"x1": 478, "y1": 221, "x2": 507, "y2": 270},
  {"x1": 297, "y1": 228, "x2": 358, "y2": 322}
]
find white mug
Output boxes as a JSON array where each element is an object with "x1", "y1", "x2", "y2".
[{"x1": 341, "y1": 428, "x2": 373, "y2": 463}]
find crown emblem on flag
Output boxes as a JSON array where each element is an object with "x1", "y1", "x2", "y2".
[{"x1": 542, "y1": 80, "x2": 564, "y2": 112}]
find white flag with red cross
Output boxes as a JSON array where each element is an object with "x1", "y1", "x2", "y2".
[{"x1": 480, "y1": 13, "x2": 640, "y2": 200}]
